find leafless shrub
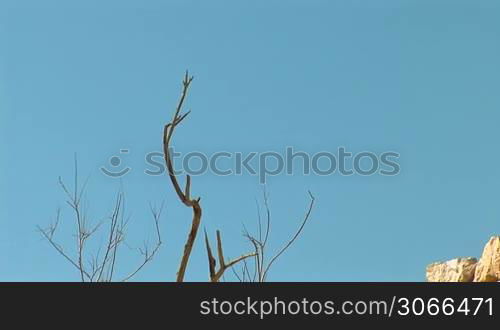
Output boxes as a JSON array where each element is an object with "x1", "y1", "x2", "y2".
[
  {"x1": 38, "y1": 157, "x2": 162, "y2": 282},
  {"x1": 232, "y1": 188, "x2": 315, "y2": 282}
]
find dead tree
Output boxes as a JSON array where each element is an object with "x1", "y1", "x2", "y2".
[
  {"x1": 41, "y1": 73, "x2": 315, "y2": 282},
  {"x1": 163, "y1": 72, "x2": 254, "y2": 282},
  {"x1": 38, "y1": 157, "x2": 162, "y2": 282}
]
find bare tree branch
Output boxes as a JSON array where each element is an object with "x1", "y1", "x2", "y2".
[
  {"x1": 40, "y1": 160, "x2": 163, "y2": 282},
  {"x1": 204, "y1": 229, "x2": 217, "y2": 280},
  {"x1": 204, "y1": 229, "x2": 256, "y2": 282},
  {"x1": 162, "y1": 71, "x2": 203, "y2": 282},
  {"x1": 37, "y1": 224, "x2": 92, "y2": 281},
  {"x1": 97, "y1": 192, "x2": 123, "y2": 281},
  {"x1": 262, "y1": 191, "x2": 315, "y2": 280},
  {"x1": 240, "y1": 190, "x2": 316, "y2": 282},
  {"x1": 121, "y1": 202, "x2": 163, "y2": 282}
]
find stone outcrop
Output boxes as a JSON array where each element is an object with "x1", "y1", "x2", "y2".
[
  {"x1": 426, "y1": 236, "x2": 500, "y2": 282},
  {"x1": 473, "y1": 236, "x2": 500, "y2": 282},
  {"x1": 426, "y1": 258, "x2": 477, "y2": 282}
]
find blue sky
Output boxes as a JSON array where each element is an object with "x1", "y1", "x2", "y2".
[{"x1": 1, "y1": 0, "x2": 499, "y2": 281}]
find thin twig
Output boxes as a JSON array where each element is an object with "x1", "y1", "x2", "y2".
[
  {"x1": 262, "y1": 191, "x2": 315, "y2": 280},
  {"x1": 121, "y1": 202, "x2": 163, "y2": 282}
]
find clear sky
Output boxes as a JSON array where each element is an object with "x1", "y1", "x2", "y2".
[{"x1": 1, "y1": 0, "x2": 499, "y2": 281}]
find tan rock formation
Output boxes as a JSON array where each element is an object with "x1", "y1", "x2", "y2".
[
  {"x1": 426, "y1": 257, "x2": 477, "y2": 282},
  {"x1": 473, "y1": 236, "x2": 500, "y2": 282}
]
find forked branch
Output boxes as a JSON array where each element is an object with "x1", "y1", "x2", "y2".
[
  {"x1": 204, "y1": 229, "x2": 256, "y2": 282},
  {"x1": 163, "y1": 71, "x2": 202, "y2": 282}
]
